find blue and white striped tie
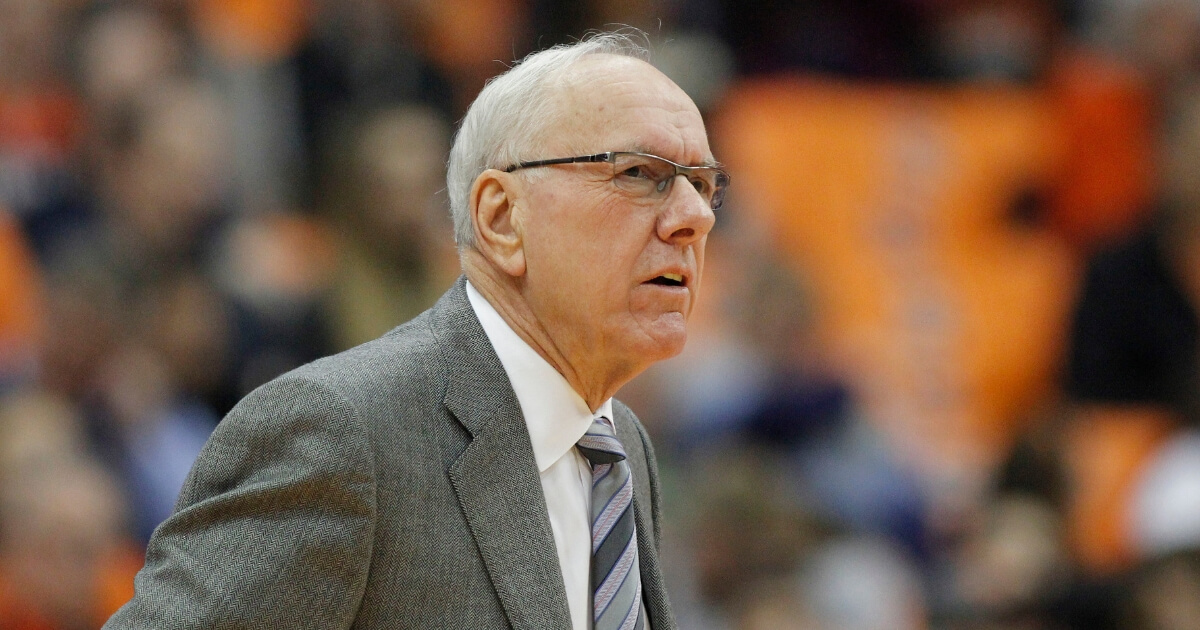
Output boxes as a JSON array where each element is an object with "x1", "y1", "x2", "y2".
[{"x1": 576, "y1": 417, "x2": 646, "y2": 630}]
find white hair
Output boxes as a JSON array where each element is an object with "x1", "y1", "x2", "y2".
[{"x1": 446, "y1": 31, "x2": 651, "y2": 248}]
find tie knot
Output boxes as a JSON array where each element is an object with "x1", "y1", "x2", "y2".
[{"x1": 576, "y1": 417, "x2": 627, "y2": 465}]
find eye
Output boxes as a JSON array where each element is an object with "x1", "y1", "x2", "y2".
[
  {"x1": 691, "y1": 178, "x2": 707, "y2": 194},
  {"x1": 619, "y1": 165, "x2": 652, "y2": 179}
]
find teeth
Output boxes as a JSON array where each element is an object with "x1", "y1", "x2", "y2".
[{"x1": 663, "y1": 273, "x2": 683, "y2": 284}]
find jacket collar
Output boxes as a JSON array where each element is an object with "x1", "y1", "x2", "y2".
[{"x1": 432, "y1": 277, "x2": 573, "y2": 630}]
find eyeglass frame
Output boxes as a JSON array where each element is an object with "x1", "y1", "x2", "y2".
[{"x1": 501, "y1": 151, "x2": 731, "y2": 210}]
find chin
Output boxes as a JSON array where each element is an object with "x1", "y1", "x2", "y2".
[{"x1": 636, "y1": 314, "x2": 689, "y2": 361}]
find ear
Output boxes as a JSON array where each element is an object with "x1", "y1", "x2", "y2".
[{"x1": 469, "y1": 169, "x2": 526, "y2": 277}]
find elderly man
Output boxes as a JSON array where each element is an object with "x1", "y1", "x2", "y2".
[{"x1": 106, "y1": 31, "x2": 727, "y2": 630}]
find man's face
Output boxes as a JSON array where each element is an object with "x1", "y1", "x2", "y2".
[{"x1": 514, "y1": 55, "x2": 716, "y2": 378}]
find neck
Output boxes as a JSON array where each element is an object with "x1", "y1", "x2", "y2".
[{"x1": 461, "y1": 251, "x2": 632, "y2": 411}]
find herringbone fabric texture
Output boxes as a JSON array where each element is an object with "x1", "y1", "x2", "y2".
[
  {"x1": 577, "y1": 418, "x2": 646, "y2": 630},
  {"x1": 104, "y1": 278, "x2": 677, "y2": 629}
]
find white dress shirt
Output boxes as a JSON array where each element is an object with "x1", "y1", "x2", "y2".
[{"x1": 466, "y1": 281, "x2": 609, "y2": 630}]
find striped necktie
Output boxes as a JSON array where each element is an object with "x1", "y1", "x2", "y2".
[{"x1": 576, "y1": 417, "x2": 646, "y2": 630}]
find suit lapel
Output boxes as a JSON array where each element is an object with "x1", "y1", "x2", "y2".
[{"x1": 433, "y1": 279, "x2": 572, "y2": 630}]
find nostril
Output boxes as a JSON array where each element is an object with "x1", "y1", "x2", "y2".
[{"x1": 670, "y1": 228, "x2": 695, "y2": 240}]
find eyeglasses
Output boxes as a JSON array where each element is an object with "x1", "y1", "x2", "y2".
[{"x1": 503, "y1": 151, "x2": 730, "y2": 210}]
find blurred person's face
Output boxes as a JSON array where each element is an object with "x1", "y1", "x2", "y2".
[
  {"x1": 95, "y1": 343, "x2": 176, "y2": 431},
  {"x1": 0, "y1": 392, "x2": 86, "y2": 471},
  {"x1": 147, "y1": 273, "x2": 232, "y2": 395},
  {"x1": 354, "y1": 107, "x2": 450, "y2": 266},
  {"x1": 215, "y1": 213, "x2": 336, "y2": 313},
  {"x1": 481, "y1": 55, "x2": 717, "y2": 394},
  {"x1": 113, "y1": 81, "x2": 230, "y2": 252},
  {"x1": 40, "y1": 275, "x2": 120, "y2": 398},
  {"x1": 79, "y1": 7, "x2": 181, "y2": 114},
  {"x1": 0, "y1": 464, "x2": 126, "y2": 629}
]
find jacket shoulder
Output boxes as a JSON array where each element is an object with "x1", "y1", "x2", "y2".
[{"x1": 270, "y1": 309, "x2": 447, "y2": 412}]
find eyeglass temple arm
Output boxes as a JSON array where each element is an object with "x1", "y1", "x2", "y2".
[{"x1": 503, "y1": 153, "x2": 615, "y2": 173}]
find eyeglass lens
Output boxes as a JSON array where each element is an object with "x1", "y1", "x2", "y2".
[{"x1": 609, "y1": 153, "x2": 728, "y2": 209}]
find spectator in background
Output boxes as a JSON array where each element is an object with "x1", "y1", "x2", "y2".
[
  {"x1": 34, "y1": 260, "x2": 122, "y2": 405},
  {"x1": 91, "y1": 79, "x2": 232, "y2": 284},
  {"x1": 75, "y1": 5, "x2": 184, "y2": 128},
  {"x1": 0, "y1": 390, "x2": 88, "y2": 471},
  {"x1": 728, "y1": 252, "x2": 928, "y2": 558},
  {"x1": 0, "y1": 457, "x2": 139, "y2": 630},
  {"x1": 293, "y1": 0, "x2": 455, "y2": 203},
  {"x1": 14, "y1": 3, "x2": 188, "y2": 269},
  {"x1": 0, "y1": 0, "x2": 83, "y2": 260},
  {"x1": 0, "y1": 390, "x2": 140, "y2": 630},
  {"x1": 319, "y1": 104, "x2": 459, "y2": 350},
  {"x1": 91, "y1": 341, "x2": 215, "y2": 543},
  {"x1": 685, "y1": 446, "x2": 817, "y2": 626},
  {"x1": 209, "y1": 211, "x2": 337, "y2": 399}
]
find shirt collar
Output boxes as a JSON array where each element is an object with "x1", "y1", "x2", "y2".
[{"x1": 466, "y1": 281, "x2": 613, "y2": 472}]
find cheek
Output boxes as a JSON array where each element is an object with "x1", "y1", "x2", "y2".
[
  {"x1": 523, "y1": 187, "x2": 658, "y2": 300},
  {"x1": 538, "y1": 213, "x2": 648, "y2": 277},
  {"x1": 520, "y1": 224, "x2": 619, "y2": 319}
]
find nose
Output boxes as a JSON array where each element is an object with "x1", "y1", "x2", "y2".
[{"x1": 656, "y1": 174, "x2": 716, "y2": 246}]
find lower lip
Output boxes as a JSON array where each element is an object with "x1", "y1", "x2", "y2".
[{"x1": 641, "y1": 282, "x2": 688, "y2": 293}]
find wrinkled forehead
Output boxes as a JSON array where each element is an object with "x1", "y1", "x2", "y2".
[{"x1": 537, "y1": 55, "x2": 713, "y2": 165}]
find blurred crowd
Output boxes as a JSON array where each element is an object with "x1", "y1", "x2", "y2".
[{"x1": 1, "y1": 0, "x2": 1199, "y2": 628}]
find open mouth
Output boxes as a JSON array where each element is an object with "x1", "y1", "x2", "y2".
[{"x1": 647, "y1": 273, "x2": 685, "y2": 287}]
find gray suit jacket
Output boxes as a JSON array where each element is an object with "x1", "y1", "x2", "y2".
[{"x1": 105, "y1": 278, "x2": 676, "y2": 629}]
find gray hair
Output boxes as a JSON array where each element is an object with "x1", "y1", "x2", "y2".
[{"x1": 446, "y1": 31, "x2": 651, "y2": 248}]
